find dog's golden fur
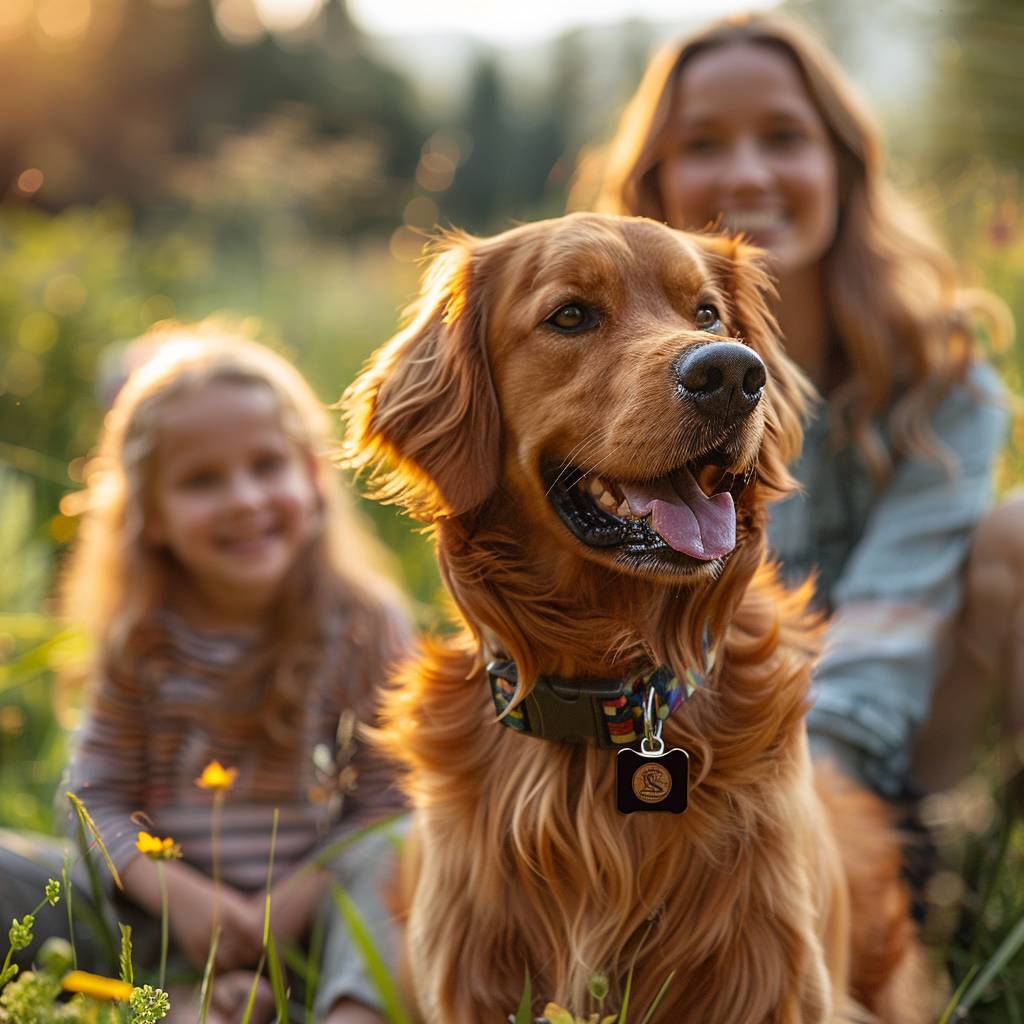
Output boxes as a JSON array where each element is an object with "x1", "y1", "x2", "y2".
[{"x1": 344, "y1": 213, "x2": 932, "y2": 1022}]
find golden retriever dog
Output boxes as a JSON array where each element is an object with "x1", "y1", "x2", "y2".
[{"x1": 343, "y1": 213, "x2": 933, "y2": 1023}]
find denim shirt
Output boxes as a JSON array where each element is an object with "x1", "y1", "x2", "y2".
[{"x1": 768, "y1": 361, "x2": 1008, "y2": 798}]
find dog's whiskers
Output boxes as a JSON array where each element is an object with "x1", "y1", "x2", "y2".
[{"x1": 545, "y1": 433, "x2": 607, "y2": 497}]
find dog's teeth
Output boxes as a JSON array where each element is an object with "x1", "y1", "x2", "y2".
[
  {"x1": 598, "y1": 490, "x2": 618, "y2": 510},
  {"x1": 615, "y1": 499, "x2": 630, "y2": 518},
  {"x1": 588, "y1": 477, "x2": 606, "y2": 497}
]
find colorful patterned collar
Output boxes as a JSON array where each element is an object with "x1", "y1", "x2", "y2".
[{"x1": 487, "y1": 660, "x2": 703, "y2": 749}]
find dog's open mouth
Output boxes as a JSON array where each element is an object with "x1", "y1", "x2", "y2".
[{"x1": 544, "y1": 449, "x2": 753, "y2": 563}]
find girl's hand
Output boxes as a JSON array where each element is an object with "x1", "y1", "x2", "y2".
[
  {"x1": 212, "y1": 888, "x2": 265, "y2": 972},
  {"x1": 250, "y1": 863, "x2": 329, "y2": 944},
  {"x1": 122, "y1": 855, "x2": 262, "y2": 970},
  {"x1": 210, "y1": 970, "x2": 275, "y2": 1023},
  {"x1": 164, "y1": 874, "x2": 261, "y2": 970}
]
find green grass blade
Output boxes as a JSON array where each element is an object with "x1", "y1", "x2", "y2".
[
  {"x1": 61, "y1": 852, "x2": 77, "y2": 972},
  {"x1": 263, "y1": 808, "x2": 280, "y2": 947},
  {"x1": 330, "y1": 882, "x2": 412, "y2": 1024},
  {"x1": 66, "y1": 791, "x2": 123, "y2": 890},
  {"x1": 938, "y1": 965, "x2": 979, "y2": 1024},
  {"x1": 240, "y1": 951, "x2": 268, "y2": 1024},
  {"x1": 0, "y1": 626, "x2": 86, "y2": 697},
  {"x1": 72, "y1": 817, "x2": 120, "y2": 969},
  {"x1": 309, "y1": 813, "x2": 406, "y2": 872},
  {"x1": 266, "y1": 933, "x2": 291, "y2": 1023},
  {"x1": 118, "y1": 923, "x2": 133, "y2": 986},
  {"x1": 281, "y1": 940, "x2": 313, "y2": 987},
  {"x1": 957, "y1": 909, "x2": 1024, "y2": 1012},
  {"x1": 617, "y1": 966, "x2": 634, "y2": 1024},
  {"x1": 197, "y1": 926, "x2": 221, "y2": 1024},
  {"x1": 514, "y1": 968, "x2": 532, "y2": 1024},
  {"x1": 638, "y1": 969, "x2": 676, "y2": 1024}
]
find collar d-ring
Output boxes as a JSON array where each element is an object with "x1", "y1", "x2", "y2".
[{"x1": 641, "y1": 685, "x2": 665, "y2": 755}]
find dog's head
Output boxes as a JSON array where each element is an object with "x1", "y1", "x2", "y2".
[{"x1": 346, "y1": 213, "x2": 810, "y2": 590}]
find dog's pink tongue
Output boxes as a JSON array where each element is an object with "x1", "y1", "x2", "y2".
[{"x1": 620, "y1": 468, "x2": 735, "y2": 560}]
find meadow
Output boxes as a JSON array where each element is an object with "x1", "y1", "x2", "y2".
[{"x1": 2, "y1": 165, "x2": 1024, "y2": 1019}]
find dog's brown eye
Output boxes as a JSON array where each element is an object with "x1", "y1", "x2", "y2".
[
  {"x1": 696, "y1": 305, "x2": 722, "y2": 331},
  {"x1": 545, "y1": 304, "x2": 597, "y2": 333}
]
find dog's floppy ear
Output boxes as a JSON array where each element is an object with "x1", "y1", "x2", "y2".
[
  {"x1": 342, "y1": 233, "x2": 500, "y2": 520},
  {"x1": 699, "y1": 233, "x2": 817, "y2": 500}
]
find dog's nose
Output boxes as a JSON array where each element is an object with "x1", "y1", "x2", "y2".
[{"x1": 673, "y1": 341, "x2": 766, "y2": 425}]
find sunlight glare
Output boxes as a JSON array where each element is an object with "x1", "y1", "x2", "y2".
[
  {"x1": 0, "y1": 0, "x2": 32, "y2": 43},
  {"x1": 254, "y1": 0, "x2": 324, "y2": 33},
  {"x1": 348, "y1": 0, "x2": 778, "y2": 42}
]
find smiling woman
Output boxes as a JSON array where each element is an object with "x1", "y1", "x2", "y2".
[{"x1": 591, "y1": 9, "x2": 1024, "y2": 860}]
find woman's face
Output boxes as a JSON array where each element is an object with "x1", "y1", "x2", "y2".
[{"x1": 656, "y1": 42, "x2": 839, "y2": 280}]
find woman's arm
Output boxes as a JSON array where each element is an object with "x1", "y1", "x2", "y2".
[{"x1": 807, "y1": 362, "x2": 1009, "y2": 797}]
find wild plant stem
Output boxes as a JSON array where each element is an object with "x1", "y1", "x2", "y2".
[
  {"x1": 62, "y1": 852, "x2": 77, "y2": 971},
  {"x1": 0, "y1": 948, "x2": 14, "y2": 985},
  {"x1": 211, "y1": 790, "x2": 224, "y2": 939},
  {"x1": 158, "y1": 861, "x2": 169, "y2": 991}
]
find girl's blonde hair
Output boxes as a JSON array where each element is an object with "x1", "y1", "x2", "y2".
[
  {"x1": 63, "y1": 323, "x2": 406, "y2": 751},
  {"x1": 581, "y1": 11, "x2": 1009, "y2": 477}
]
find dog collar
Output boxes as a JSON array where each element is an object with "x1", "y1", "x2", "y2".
[{"x1": 487, "y1": 660, "x2": 703, "y2": 749}]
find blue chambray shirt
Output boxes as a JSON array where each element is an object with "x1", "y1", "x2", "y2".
[{"x1": 767, "y1": 361, "x2": 1009, "y2": 798}]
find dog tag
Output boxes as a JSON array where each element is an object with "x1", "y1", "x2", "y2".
[{"x1": 616, "y1": 746, "x2": 688, "y2": 814}]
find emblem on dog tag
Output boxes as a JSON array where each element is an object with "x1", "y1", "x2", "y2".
[{"x1": 616, "y1": 746, "x2": 688, "y2": 814}]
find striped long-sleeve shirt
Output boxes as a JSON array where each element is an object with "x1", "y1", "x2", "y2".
[{"x1": 65, "y1": 605, "x2": 409, "y2": 891}]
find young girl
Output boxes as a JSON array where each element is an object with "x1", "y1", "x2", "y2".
[
  {"x1": 62, "y1": 325, "x2": 410, "y2": 1023},
  {"x1": 581, "y1": 13, "x2": 1024, "y2": 816}
]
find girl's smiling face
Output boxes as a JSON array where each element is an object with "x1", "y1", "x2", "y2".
[
  {"x1": 145, "y1": 380, "x2": 320, "y2": 622},
  {"x1": 656, "y1": 42, "x2": 840, "y2": 282}
]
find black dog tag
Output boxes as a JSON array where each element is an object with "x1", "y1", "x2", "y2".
[{"x1": 616, "y1": 747, "x2": 689, "y2": 814}]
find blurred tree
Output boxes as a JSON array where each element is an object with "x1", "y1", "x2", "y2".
[
  {"x1": 0, "y1": 0, "x2": 425, "y2": 237},
  {"x1": 927, "y1": 0, "x2": 1024, "y2": 174},
  {"x1": 443, "y1": 53, "x2": 511, "y2": 231},
  {"x1": 442, "y1": 35, "x2": 591, "y2": 231}
]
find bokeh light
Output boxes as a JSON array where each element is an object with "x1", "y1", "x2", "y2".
[
  {"x1": 389, "y1": 226, "x2": 426, "y2": 263},
  {"x1": 19, "y1": 313, "x2": 59, "y2": 356},
  {"x1": 416, "y1": 153, "x2": 456, "y2": 193},
  {"x1": 213, "y1": 0, "x2": 264, "y2": 45},
  {"x1": 403, "y1": 196, "x2": 439, "y2": 230},
  {"x1": 44, "y1": 275, "x2": 88, "y2": 317},
  {"x1": 36, "y1": 0, "x2": 92, "y2": 46}
]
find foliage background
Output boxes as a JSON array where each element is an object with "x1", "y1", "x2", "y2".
[{"x1": 1, "y1": 0, "x2": 1023, "y2": 1017}]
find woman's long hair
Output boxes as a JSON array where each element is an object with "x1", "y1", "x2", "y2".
[
  {"x1": 62, "y1": 323, "x2": 406, "y2": 756},
  {"x1": 580, "y1": 11, "x2": 1009, "y2": 478}
]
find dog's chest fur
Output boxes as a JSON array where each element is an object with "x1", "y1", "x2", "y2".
[{"x1": 379, "y1": 581, "x2": 838, "y2": 1022}]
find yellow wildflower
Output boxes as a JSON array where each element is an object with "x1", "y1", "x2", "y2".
[
  {"x1": 61, "y1": 970, "x2": 134, "y2": 1001},
  {"x1": 195, "y1": 760, "x2": 238, "y2": 791},
  {"x1": 135, "y1": 831, "x2": 182, "y2": 860},
  {"x1": 541, "y1": 1008, "x2": 616, "y2": 1024}
]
